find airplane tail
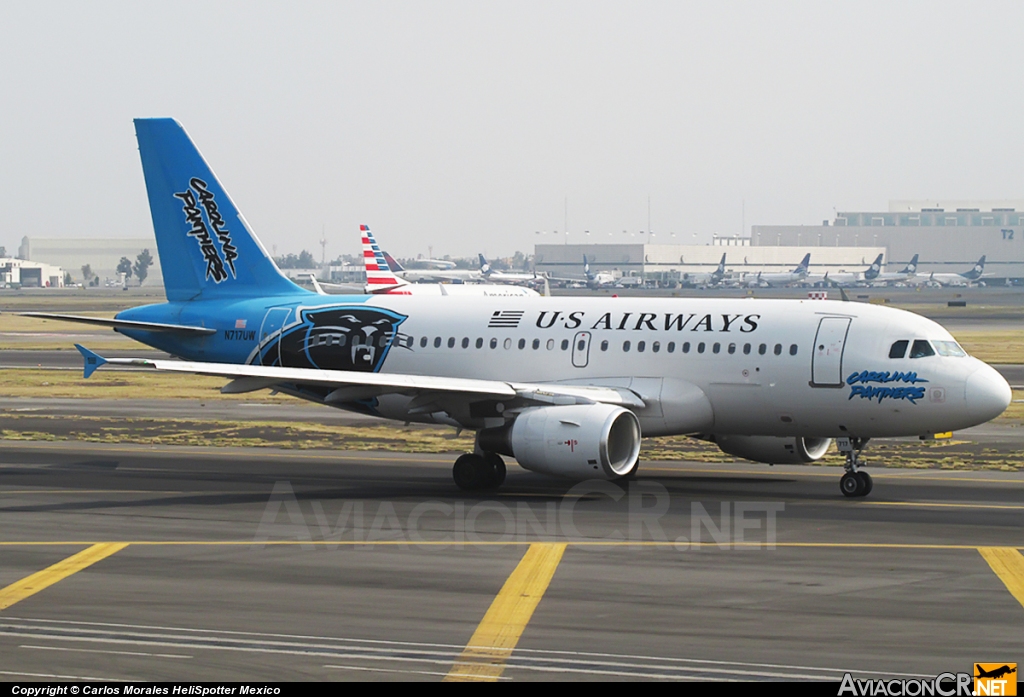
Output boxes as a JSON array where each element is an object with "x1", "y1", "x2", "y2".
[
  {"x1": 967, "y1": 255, "x2": 986, "y2": 279},
  {"x1": 902, "y1": 254, "x2": 919, "y2": 275},
  {"x1": 583, "y1": 255, "x2": 593, "y2": 280},
  {"x1": 382, "y1": 251, "x2": 404, "y2": 272},
  {"x1": 794, "y1": 253, "x2": 811, "y2": 274},
  {"x1": 133, "y1": 118, "x2": 305, "y2": 302},
  {"x1": 716, "y1": 253, "x2": 726, "y2": 274},
  {"x1": 863, "y1": 253, "x2": 884, "y2": 280},
  {"x1": 478, "y1": 253, "x2": 492, "y2": 276},
  {"x1": 361, "y1": 225, "x2": 408, "y2": 291}
]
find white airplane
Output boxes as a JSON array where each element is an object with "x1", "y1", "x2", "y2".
[
  {"x1": 867, "y1": 254, "x2": 919, "y2": 286},
  {"x1": 745, "y1": 253, "x2": 812, "y2": 287},
  {"x1": 682, "y1": 253, "x2": 729, "y2": 288},
  {"x1": 39, "y1": 119, "x2": 1011, "y2": 501},
  {"x1": 478, "y1": 254, "x2": 539, "y2": 284},
  {"x1": 924, "y1": 256, "x2": 987, "y2": 287},
  {"x1": 805, "y1": 254, "x2": 884, "y2": 288},
  {"x1": 583, "y1": 255, "x2": 617, "y2": 288},
  {"x1": 361, "y1": 226, "x2": 538, "y2": 297}
]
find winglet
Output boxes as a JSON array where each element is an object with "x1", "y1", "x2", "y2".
[{"x1": 75, "y1": 344, "x2": 108, "y2": 378}]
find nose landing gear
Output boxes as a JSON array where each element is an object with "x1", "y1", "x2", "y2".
[{"x1": 837, "y1": 437, "x2": 873, "y2": 498}]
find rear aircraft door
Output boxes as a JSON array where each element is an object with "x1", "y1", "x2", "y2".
[
  {"x1": 571, "y1": 331, "x2": 592, "y2": 368},
  {"x1": 811, "y1": 317, "x2": 851, "y2": 387},
  {"x1": 258, "y1": 307, "x2": 291, "y2": 366}
]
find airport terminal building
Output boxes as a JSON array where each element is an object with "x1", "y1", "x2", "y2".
[
  {"x1": 753, "y1": 200, "x2": 1024, "y2": 280},
  {"x1": 17, "y1": 237, "x2": 163, "y2": 286},
  {"x1": 537, "y1": 200, "x2": 1024, "y2": 283}
]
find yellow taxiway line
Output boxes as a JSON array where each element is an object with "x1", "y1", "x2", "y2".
[
  {"x1": 0, "y1": 543, "x2": 128, "y2": 611},
  {"x1": 978, "y1": 547, "x2": 1024, "y2": 611},
  {"x1": 444, "y1": 543, "x2": 566, "y2": 682}
]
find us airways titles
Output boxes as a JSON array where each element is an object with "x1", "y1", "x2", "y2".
[{"x1": 532, "y1": 310, "x2": 761, "y2": 333}]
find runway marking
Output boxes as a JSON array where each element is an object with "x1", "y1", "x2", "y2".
[
  {"x1": 978, "y1": 547, "x2": 1024, "y2": 610},
  {"x1": 445, "y1": 542, "x2": 566, "y2": 682},
  {"x1": 0, "y1": 669, "x2": 115, "y2": 681},
  {"x1": 0, "y1": 542, "x2": 128, "y2": 611},
  {"x1": 642, "y1": 466, "x2": 1024, "y2": 485},
  {"x1": 20, "y1": 644, "x2": 192, "y2": 658},
  {"x1": 862, "y1": 501, "x2": 1024, "y2": 511},
  {"x1": 0, "y1": 540, "x2": 1023, "y2": 550},
  {"x1": 325, "y1": 664, "x2": 511, "y2": 679}
]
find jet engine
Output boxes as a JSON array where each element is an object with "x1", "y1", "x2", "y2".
[
  {"x1": 713, "y1": 435, "x2": 832, "y2": 465},
  {"x1": 478, "y1": 404, "x2": 641, "y2": 479}
]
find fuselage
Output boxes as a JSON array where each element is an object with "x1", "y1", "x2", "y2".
[{"x1": 117, "y1": 295, "x2": 1010, "y2": 440}]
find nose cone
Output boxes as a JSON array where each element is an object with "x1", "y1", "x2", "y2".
[{"x1": 965, "y1": 364, "x2": 1012, "y2": 424}]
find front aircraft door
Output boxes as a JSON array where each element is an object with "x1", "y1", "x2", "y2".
[
  {"x1": 572, "y1": 331, "x2": 592, "y2": 368},
  {"x1": 811, "y1": 317, "x2": 851, "y2": 387},
  {"x1": 258, "y1": 307, "x2": 291, "y2": 366}
]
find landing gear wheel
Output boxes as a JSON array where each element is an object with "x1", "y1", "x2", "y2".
[
  {"x1": 840, "y1": 472, "x2": 862, "y2": 498},
  {"x1": 482, "y1": 453, "x2": 506, "y2": 488},
  {"x1": 855, "y1": 471, "x2": 873, "y2": 496},
  {"x1": 453, "y1": 453, "x2": 487, "y2": 492}
]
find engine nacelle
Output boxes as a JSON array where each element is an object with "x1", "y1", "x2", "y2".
[
  {"x1": 479, "y1": 404, "x2": 641, "y2": 479},
  {"x1": 714, "y1": 435, "x2": 832, "y2": 465}
]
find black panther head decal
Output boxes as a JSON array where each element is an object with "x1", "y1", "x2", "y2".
[{"x1": 252, "y1": 305, "x2": 408, "y2": 372}]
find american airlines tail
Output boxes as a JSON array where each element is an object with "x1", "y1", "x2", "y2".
[
  {"x1": 361, "y1": 225, "x2": 408, "y2": 291},
  {"x1": 134, "y1": 118, "x2": 305, "y2": 302}
]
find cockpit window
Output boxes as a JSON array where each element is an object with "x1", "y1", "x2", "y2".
[
  {"x1": 933, "y1": 340, "x2": 967, "y2": 357},
  {"x1": 889, "y1": 340, "x2": 909, "y2": 359},
  {"x1": 909, "y1": 340, "x2": 935, "y2": 358}
]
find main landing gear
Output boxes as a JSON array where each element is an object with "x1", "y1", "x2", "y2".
[
  {"x1": 837, "y1": 437, "x2": 872, "y2": 498},
  {"x1": 452, "y1": 452, "x2": 506, "y2": 492}
]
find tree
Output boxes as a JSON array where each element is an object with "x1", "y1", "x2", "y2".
[
  {"x1": 0, "y1": 246, "x2": 6, "y2": 258},
  {"x1": 133, "y1": 249, "x2": 153, "y2": 285},
  {"x1": 117, "y1": 256, "x2": 133, "y2": 282},
  {"x1": 81, "y1": 264, "x2": 94, "y2": 282}
]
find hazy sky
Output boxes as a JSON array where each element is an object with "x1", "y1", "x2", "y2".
[{"x1": 3, "y1": 2, "x2": 1023, "y2": 260}]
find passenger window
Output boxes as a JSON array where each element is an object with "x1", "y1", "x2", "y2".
[
  {"x1": 667, "y1": 341, "x2": 675, "y2": 353},
  {"x1": 490, "y1": 338, "x2": 498, "y2": 349},
  {"x1": 910, "y1": 340, "x2": 935, "y2": 358},
  {"x1": 462, "y1": 337, "x2": 469, "y2": 349},
  {"x1": 532, "y1": 338, "x2": 540, "y2": 350},
  {"x1": 789, "y1": 344, "x2": 798, "y2": 356},
  {"x1": 712, "y1": 343, "x2": 721, "y2": 354},
  {"x1": 448, "y1": 337, "x2": 456, "y2": 348},
  {"x1": 434, "y1": 337, "x2": 441, "y2": 348},
  {"x1": 652, "y1": 341, "x2": 660, "y2": 353},
  {"x1": 503, "y1": 338, "x2": 512, "y2": 349},
  {"x1": 600, "y1": 340, "x2": 609, "y2": 351},
  {"x1": 889, "y1": 340, "x2": 909, "y2": 359},
  {"x1": 476, "y1": 338, "x2": 483, "y2": 349},
  {"x1": 561, "y1": 339, "x2": 569, "y2": 350},
  {"x1": 758, "y1": 343, "x2": 767, "y2": 355},
  {"x1": 518, "y1": 338, "x2": 526, "y2": 350},
  {"x1": 547, "y1": 339, "x2": 555, "y2": 350},
  {"x1": 682, "y1": 342, "x2": 690, "y2": 353},
  {"x1": 577, "y1": 339, "x2": 586, "y2": 351},
  {"x1": 419, "y1": 336, "x2": 427, "y2": 348},
  {"x1": 728, "y1": 343, "x2": 736, "y2": 354},
  {"x1": 774, "y1": 344, "x2": 782, "y2": 355},
  {"x1": 637, "y1": 341, "x2": 646, "y2": 353},
  {"x1": 743, "y1": 343, "x2": 751, "y2": 355},
  {"x1": 623, "y1": 341, "x2": 631, "y2": 352},
  {"x1": 697, "y1": 342, "x2": 705, "y2": 354}
]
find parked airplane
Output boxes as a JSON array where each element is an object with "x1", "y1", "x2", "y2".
[
  {"x1": 30, "y1": 119, "x2": 1010, "y2": 499},
  {"x1": 867, "y1": 254, "x2": 919, "y2": 286},
  {"x1": 925, "y1": 256, "x2": 987, "y2": 287},
  {"x1": 682, "y1": 253, "x2": 728, "y2": 287},
  {"x1": 746, "y1": 253, "x2": 812, "y2": 287},
  {"x1": 805, "y1": 254, "x2": 884, "y2": 288},
  {"x1": 478, "y1": 254, "x2": 538, "y2": 284},
  {"x1": 583, "y1": 255, "x2": 617, "y2": 288},
  {"x1": 362, "y1": 226, "x2": 538, "y2": 297}
]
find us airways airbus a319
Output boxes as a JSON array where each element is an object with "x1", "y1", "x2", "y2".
[{"x1": 26, "y1": 119, "x2": 1011, "y2": 498}]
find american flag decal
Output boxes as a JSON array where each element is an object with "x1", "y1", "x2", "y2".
[{"x1": 488, "y1": 310, "x2": 524, "y2": 328}]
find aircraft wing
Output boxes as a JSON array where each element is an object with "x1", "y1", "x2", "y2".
[
  {"x1": 74, "y1": 345, "x2": 645, "y2": 409},
  {"x1": 20, "y1": 313, "x2": 217, "y2": 335}
]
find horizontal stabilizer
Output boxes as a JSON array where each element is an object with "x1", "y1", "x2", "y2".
[
  {"x1": 75, "y1": 344, "x2": 108, "y2": 378},
  {"x1": 21, "y1": 313, "x2": 216, "y2": 335}
]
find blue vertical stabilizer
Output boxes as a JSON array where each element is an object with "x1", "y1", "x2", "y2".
[{"x1": 134, "y1": 118, "x2": 306, "y2": 302}]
